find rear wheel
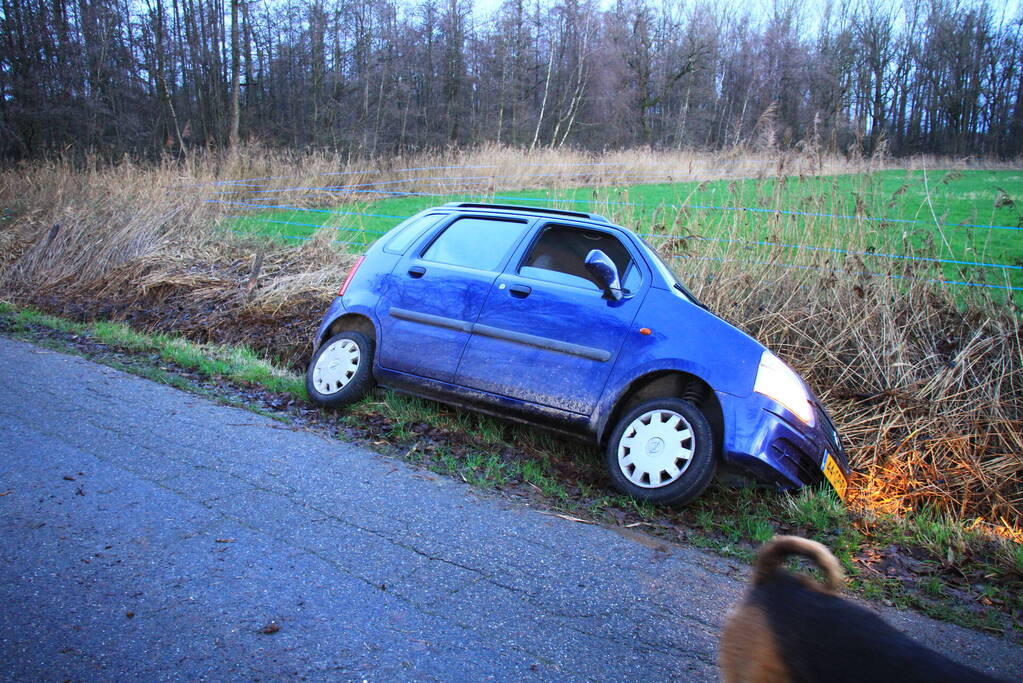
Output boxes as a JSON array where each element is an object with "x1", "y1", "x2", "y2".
[
  {"x1": 604, "y1": 398, "x2": 716, "y2": 506},
  {"x1": 306, "y1": 331, "x2": 375, "y2": 407}
]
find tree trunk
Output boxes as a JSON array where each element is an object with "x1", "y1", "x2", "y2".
[
  {"x1": 530, "y1": 43, "x2": 554, "y2": 151},
  {"x1": 228, "y1": 0, "x2": 240, "y2": 149}
]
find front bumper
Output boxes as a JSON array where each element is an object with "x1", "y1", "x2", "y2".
[{"x1": 717, "y1": 390, "x2": 849, "y2": 489}]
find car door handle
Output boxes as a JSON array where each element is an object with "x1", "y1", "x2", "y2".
[
  {"x1": 509, "y1": 284, "x2": 532, "y2": 298},
  {"x1": 407, "y1": 266, "x2": 426, "y2": 278}
]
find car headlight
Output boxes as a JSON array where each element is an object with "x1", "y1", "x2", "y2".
[{"x1": 753, "y1": 351, "x2": 815, "y2": 425}]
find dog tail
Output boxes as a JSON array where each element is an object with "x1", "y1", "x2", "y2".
[{"x1": 753, "y1": 535, "x2": 844, "y2": 592}]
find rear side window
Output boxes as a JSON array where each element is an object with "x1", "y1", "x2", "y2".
[
  {"x1": 383, "y1": 213, "x2": 443, "y2": 254},
  {"x1": 421, "y1": 217, "x2": 528, "y2": 271}
]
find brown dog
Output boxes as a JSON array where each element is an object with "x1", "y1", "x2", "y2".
[{"x1": 719, "y1": 535, "x2": 1008, "y2": 683}]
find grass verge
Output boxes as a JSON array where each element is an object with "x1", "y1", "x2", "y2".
[{"x1": 1, "y1": 301, "x2": 1019, "y2": 640}]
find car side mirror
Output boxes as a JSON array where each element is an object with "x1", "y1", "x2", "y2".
[{"x1": 584, "y1": 249, "x2": 623, "y2": 301}]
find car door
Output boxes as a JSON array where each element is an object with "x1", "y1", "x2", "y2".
[
  {"x1": 375, "y1": 214, "x2": 532, "y2": 383},
  {"x1": 454, "y1": 223, "x2": 648, "y2": 414}
]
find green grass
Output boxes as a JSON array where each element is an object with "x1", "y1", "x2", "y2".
[
  {"x1": 1, "y1": 303, "x2": 306, "y2": 398},
  {"x1": 783, "y1": 485, "x2": 849, "y2": 531},
  {"x1": 1011, "y1": 543, "x2": 1023, "y2": 575},
  {"x1": 903, "y1": 505, "x2": 971, "y2": 558},
  {"x1": 223, "y1": 169, "x2": 1023, "y2": 301},
  {"x1": 342, "y1": 386, "x2": 577, "y2": 502}
]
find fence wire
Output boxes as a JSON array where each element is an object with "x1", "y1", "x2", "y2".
[{"x1": 213, "y1": 170, "x2": 1023, "y2": 296}]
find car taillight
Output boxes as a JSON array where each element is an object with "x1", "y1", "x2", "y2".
[{"x1": 337, "y1": 255, "x2": 365, "y2": 297}]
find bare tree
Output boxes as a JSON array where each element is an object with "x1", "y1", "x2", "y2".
[
  {"x1": 1, "y1": 0, "x2": 1020, "y2": 160},
  {"x1": 227, "y1": 0, "x2": 240, "y2": 148}
]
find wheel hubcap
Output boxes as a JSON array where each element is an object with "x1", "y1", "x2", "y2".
[
  {"x1": 617, "y1": 409, "x2": 695, "y2": 488},
  {"x1": 312, "y1": 338, "x2": 360, "y2": 395}
]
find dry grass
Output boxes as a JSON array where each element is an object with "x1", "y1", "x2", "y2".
[
  {"x1": 0, "y1": 144, "x2": 1020, "y2": 537},
  {"x1": 682, "y1": 256, "x2": 1023, "y2": 531}
]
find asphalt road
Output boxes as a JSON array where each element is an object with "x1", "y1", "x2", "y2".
[{"x1": 1, "y1": 336, "x2": 1020, "y2": 681}]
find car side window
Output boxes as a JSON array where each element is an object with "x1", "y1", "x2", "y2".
[
  {"x1": 519, "y1": 225, "x2": 641, "y2": 293},
  {"x1": 421, "y1": 217, "x2": 528, "y2": 271},
  {"x1": 383, "y1": 213, "x2": 443, "y2": 254}
]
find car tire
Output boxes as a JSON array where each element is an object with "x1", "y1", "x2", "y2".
[
  {"x1": 604, "y1": 398, "x2": 717, "y2": 506},
  {"x1": 306, "y1": 331, "x2": 375, "y2": 407}
]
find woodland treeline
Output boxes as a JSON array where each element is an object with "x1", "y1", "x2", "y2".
[{"x1": 1, "y1": 0, "x2": 1021, "y2": 161}]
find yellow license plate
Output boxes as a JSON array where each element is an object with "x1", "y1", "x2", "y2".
[{"x1": 821, "y1": 452, "x2": 848, "y2": 502}]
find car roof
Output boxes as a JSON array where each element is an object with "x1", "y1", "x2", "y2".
[{"x1": 440, "y1": 202, "x2": 610, "y2": 226}]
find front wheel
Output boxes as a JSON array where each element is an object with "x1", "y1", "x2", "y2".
[
  {"x1": 306, "y1": 331, "x2": 375, "y2": 407},
  {"x1": 604, "y1": 398, "x2": 717, "y2": 506}
]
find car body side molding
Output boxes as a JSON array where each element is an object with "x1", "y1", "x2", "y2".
[
  {"x1": 388, "y1": 307, "x2": 473, "y2": 333},
  {"x1": 389, "y1": 307, "x2": 612, "y2": 362},
  {"x1": 472, "y1": 323, "x2": 612, "y2": 362}
]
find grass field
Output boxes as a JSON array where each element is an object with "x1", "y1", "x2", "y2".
[{"x1": 222, "y1": 169, "x2": 1023, "y2": 302}]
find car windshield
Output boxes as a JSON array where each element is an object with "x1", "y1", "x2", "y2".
[{"x1": 637, "y1": 237, "x2": 705, "y2": 307}]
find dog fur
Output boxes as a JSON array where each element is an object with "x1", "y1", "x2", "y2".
[{"x1": 718, "y1": 535, "x2": 1008, "y2": 683}]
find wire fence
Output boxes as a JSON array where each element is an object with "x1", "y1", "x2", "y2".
[
  {"x1": 210, "y1": 166, "x2": 1023, "y2": 296},
  {"x1": 179, "y1": 161, "x2": 763, "y2": 189},
  {"x1": 201, "y1": 168, "x2": 1023, "y2": 232},
  {"x1": 205, "y1": 171, "x2": 760, "y2": 197}
]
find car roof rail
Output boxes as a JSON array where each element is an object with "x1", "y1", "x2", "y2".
[{"x1": 443, "y1": 202, "x2": 609, "y2": 223}]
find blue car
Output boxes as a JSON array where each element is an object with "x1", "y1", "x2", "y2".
[{"x1": 306, "y1": 203, "x2": 849, "y2": 505}]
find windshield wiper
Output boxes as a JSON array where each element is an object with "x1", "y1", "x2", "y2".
[{"x1": 675, "y1": 282, "x2": 709, "y2": 310}]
